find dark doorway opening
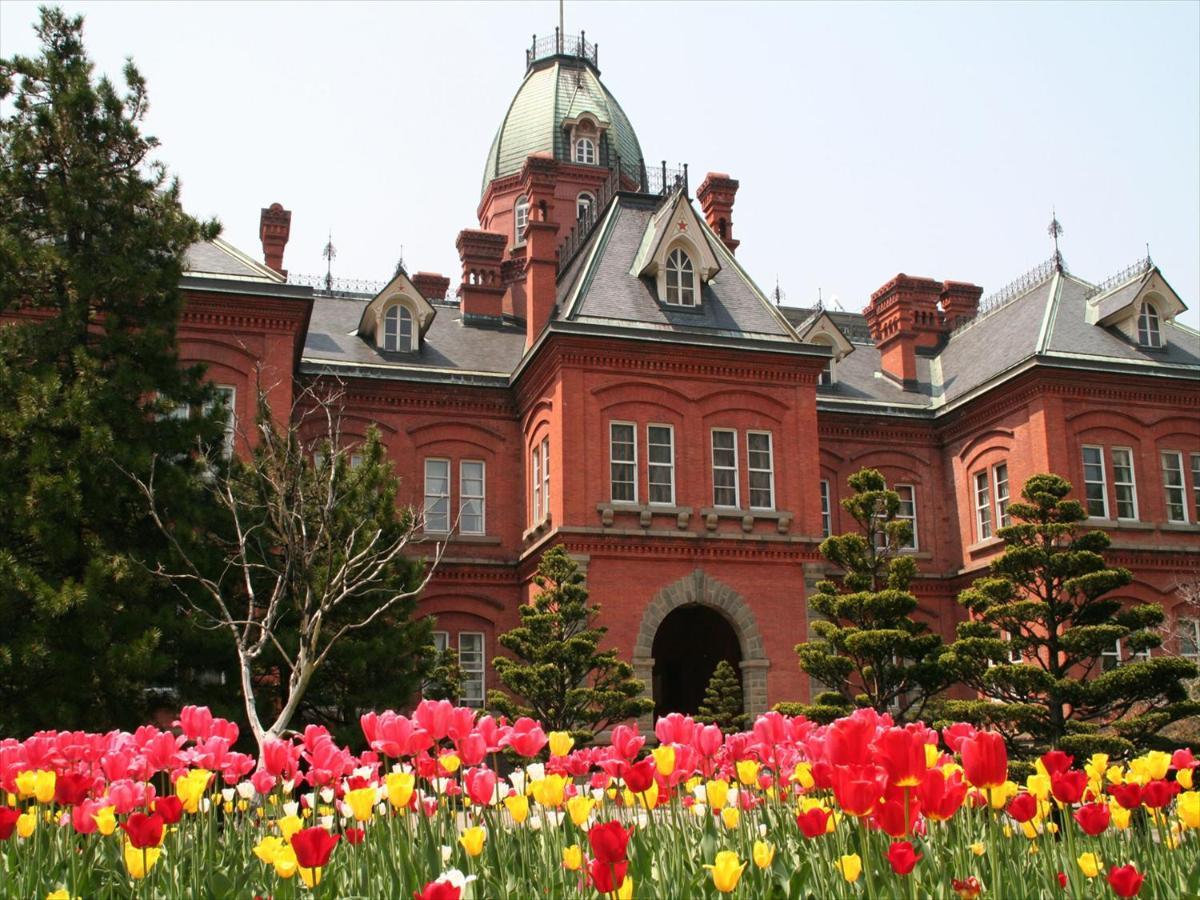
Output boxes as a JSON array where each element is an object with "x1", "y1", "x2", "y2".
[{"x1": 651, "y1": 604, "x2": 742, "y2": 720}]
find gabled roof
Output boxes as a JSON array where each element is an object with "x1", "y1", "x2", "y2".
[
  {"x1": 1089, "y1": 266, "x2": 1187, "y2": 326},
  {"x1": 356, "y1": 269, "x2": 437, "y2": 341},
  {"x1": 789, "y1": 309, "x2": 855, "y2": 360},
  {"x1": 629, "y1": 190, "x2": 721, "y2": 281},
  {"x1": 184, "y1": 238, "x2": 286, "y2": 284}
]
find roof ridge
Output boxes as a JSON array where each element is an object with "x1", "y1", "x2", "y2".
[
  {"x1": 947, "y1": 257, "x2": 1058, "y2": 339},
  {"x1": 1082, "y1": 256, "x2": 1154, "y2": 301}
]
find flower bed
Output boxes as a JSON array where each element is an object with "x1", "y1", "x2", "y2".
[{"x1": 2, "y1": 702, "x2": 1198, "y2": 898}]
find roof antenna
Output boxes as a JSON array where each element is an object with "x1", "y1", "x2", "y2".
[
  {"x1": 322, "y1": 230, "x2": 337, "y2": 292},
  {"x1": 1047, "y1": 208, "x2": 1064, "y2": 272},
  {"x1": 559, "y1": 0, "x2": 565, "y2": 51}
]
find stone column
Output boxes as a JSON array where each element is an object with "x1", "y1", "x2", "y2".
[
  {"x1": 633, "y1": 655, "x2": 655, "y2": 734},
  {"x1": 740, "y1": 659, "x2": 771, "y2": 717}
]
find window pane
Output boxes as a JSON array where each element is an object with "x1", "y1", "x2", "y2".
[
  {"x1": 610, "y1": 423, "x2": 636, "y2": 503},
  {"x1": 1082, "y1": 446, "x2": 1107, "y2": 518},
  {"x1": 541, "y1": 438, "x2": 550, "y2": 519},
  {"x1": 1163, "y1": 451, "x2": 1187, "y2": 523},
  {"x1": 895, "y1": 484, "x2": 916, "y2": 550},
  {"x1": 974, "y1": 471, "x2": 991, "y2": 540},
  {"x1": 747, "y1": 432, "x2": 774, "y2": 509},
  {"x1": 460, "y1": 461, "x2": 485, "y2": 535},
  {"x1": 647, "y1": 425, "x2": 674, "y2": 505},
  {"x1": 1111, "y1": 449, "x2": 1137, "y2": 520},
  {"x1": 432, "y1": 631, "x2": 449, "y2": 654},
  {"x1": 459, "y1": 633, "x2": 485, "y2": 707},
  {"x1": 712, "y1": 430, "x2": 738, "y2": 507},
  {"x1": 424, "y1": 459, "x2": 450, "y2": 532},
  {"x1": 820, "y1": 480, "x2": 832, "y2": 538},
  {"x1": 993, "y1": 464, "x2": 1010, "y2": 528},
  {"x1": 1192, "y1": 453, "x2": 1200, "y2": 523},
  {"x1": 1178, "y1": 619, "x2": 1200, "y2": 661},
  {"x1": 532, "y1": 449, "x2": 541, "y2": 524}
]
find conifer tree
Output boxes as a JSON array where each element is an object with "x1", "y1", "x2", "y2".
[
  {"x1": 422, "y1": 644, "x2": 464, "y2": 704},
  {"x1": 0, "y1": 8, "x2": 221, "y2": 734},
  {"x1": 939, "y1": 473, "x2": 1200, "y2": 757},
  {"x1": 696, "y1": 659, "x2": 749, "y2": 733},
  {"x1": 783, "y1": 468, "x2": 952, "y2": 723},
  {"x1": 489, "y1": 546, "x2": 653, "y2": 744}
]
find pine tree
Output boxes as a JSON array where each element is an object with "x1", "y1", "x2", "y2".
[
  {"x1": 696, "y1": 660, "x2": 749, "y2": 733},
  {"x1": 422, "y1": 645, "x2": 464, "y2": 704},
  {"x1": 489, "y1": 546, "x2": 653, "y2": 744},
  {"x1": 782, "y1": 468, "x2": 952, "y2": 723},
  {"x1": 938, "y1": 473, "x2": 1200, "y2": 758},
  {"x1": 0, "y1": 8, "x2": 222, "y2": 734}
]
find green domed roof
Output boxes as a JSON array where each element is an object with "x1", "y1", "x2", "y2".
[{"x1": 481, "y1": 55, "x2": 644, "y2": 197}]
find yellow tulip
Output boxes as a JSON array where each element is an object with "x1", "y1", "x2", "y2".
[
  {"x1": 276, "y1": 814, "x2": 303, "y2": 841},
  {"x1": 617, "y1": 877, "x2": 634, "y2": 900},
  {"x1": 1085, "y1": 753, "x2": 1109, "y2": 782},
  {"x1": 122, "y1": 842, "x2": 163, "y2": 880},
  {"x1": 459, "y1": 825, "x2": 486, "y2": 857},
  {"x1": 17, "y1": 811, "x2": 37, "y2": 839},
  {"x1": 344, "y1": 786, "x2": 377, "y2": 822},
  {"x1": 924, "y1": 743, "x2": 941, "y2": 768},
  {"x1": 753, "y1": 840, "x2": 775, "y2": 868},
  {"x1": 1106, "y1": 765, "x2": 1126, "y2": 785},
  {"x1": 1178, "y1": 791, "x2": 1200, "y2": 829},
  {"x1": 652, "y1": 745, "x2": 676, "y2": 777},
  {"x1": 835, "y1": 854, "x2": 863, "y2": 883},
  {"x1": 637, "y1": 780, "x2": 660, "y2": 810},
  {"x1": 970, "y1": 842, "x2": 985, "y2": 856},
  {"x1": 1026, "y1": 773, "x2": 1051, "y2": 802},
  {"x1": 735, "y1": 759, "x2": 760, "y2": 785},
  {"x1": 385, "y1": 772, "x2": 415, "y2": 809},
  {"x1": 1077, "y1": 852, "x2": 1103, "y2": 879},
  {"x1": 94, "y1": 806, "x2": 117, "y2": 836},
  {"x1": 272, "y1": 846, "x2": 298, "y2": 879},
  {"x1": 45, "y1": 892, "x2": 73, "y2": 900},
  {"x1": 721, "y1": 807, "x2": 740, "y2": 830},
  {"x1": 1180, "y1": 768, "x2": 1195, "y2": 790},
  {"x1": 174, "y1": 769, "x2": 212, "y2": 814},
  {"x1": 298, "y1": 865, "x2": 322, "y2": 888},
  {"x1": 562, "y1": 843, "x2": 583, "y2": 871},
  {"x1": 1110, "y1": 801, "x2": 1132, "y2": 830},
  {"x1": 990, "y1": 781, "x2": 1018, "y2": 809},
  {"x1": 790, "y1": 762, "x2": 815, "y2": 789},
  {"x1": 548, "y1": 731, "x2": 574, "y2": 757},
  {"x1": 504, "y1": 793, "x2": 530, "y2": 824},
  {"x1": 17, "y1": 771, "x2": 56, "y2": 805},
  {"x1": 1021, "y1": 820, "x2": 1040, "y2": 840},
  {"x1": 567, "y1": 794, "x2": 595, "y2": 827},
  {"x1": 531, "y1": 774, "x2": 568, "y2": 808},
  {"x1": 704, "y1": 850, "x2": 747, "y2": 893},
  {"x1": 253, "y1": 836, "x2": 287, "y2": 864},
  {"x1": 439, "y1": 753, "x2": 461, "y2": 774},
  {"x1": 705, "y1": 779, "x2": 730, "y2": 810}
]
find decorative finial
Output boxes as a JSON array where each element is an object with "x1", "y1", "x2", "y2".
[
  {"x1": 816, "y1": 286, "x2": 823, "y2": 311},
  {"x1": 1047, "y1": 209, "x2": 1064, "y2": 272},
  {"x1": 322, "y1": 230, "x2": 337, "y2": 292}
]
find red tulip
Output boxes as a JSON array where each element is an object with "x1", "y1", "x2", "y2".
[
  {"x1": 588, "y1": 857, "x2": 629, "y2": 894},
  {"x1": 826, "y1": 714, "x2": 876, "y2": 767},
  {"x1": 1073, "y1": 801, "x2": 1110, "y2": 836},
  {"x1": 1109, "y1": 783, "x2": 1143, "y2": 810},
  {"x1": 1007, "y1": 792, "x2": 1039, "y2": 823},
  {"x1": 877, "y1": 727, "x2": 928, "y2": 788},
  {"x1": 153, "y1": 795, "x2": 183, "y2": 825},
  {"x1": 1039, "y1": 750, "x2": 1074, "y2": 776},
  {"x1": 610, "y1": 724, "x2": 646, "y2": 760},
  {"x1": 1171, "y1": 748, "x2": 1196, "y2": 771},
  {"x1": 941, "y1": 722, "x2": 978, "y2": 753},
  {"x1": 120, "y1": 812, "x2": 164, "y2": 849},
  {"x1": 344, "y1": 827, "x2": 365, "y2": 845},
  {"x1": 1050, "y1": 770, "x2": 1088, "y2": 805},
  {"x1": 262, "y1": 738, "x2": 301, "y2": 778},
  {"x1": 952, "y1": 876, "x2": 982, "y2": 899},
  {"x1": 874, "y1": 784, "x2": 921, "y2": 838},
  {"x1": 54, "y1": 772, "x2": 92, "y2": 807},
  {"x1": 413, "y1": 882, "x2": 461, "y2": 900},
  {"x1": 1142, "y1": 778, "x2": 1179, "y2": 809},
  {"x1": 464, "y1": 766, "x2": 497, "y2": 807},
  {"x1": 1056, "y1": 872, "x2": 1068, "y2": 889},
  {"x1": 588, "y1": 820, "x2": 634, "y2": 865},
  {"x1": 0, "y1": 808, "x2": 19, "y2": 841},
  {"x1": 796, "y1": 806, "x2": 832, "y2": 838},
  {"x1": 1107, "y1": 864, "x2": 1144, "y2": 897},
  {"x1": 624, "y1": 758, "x2": 657, "y2": 794},
  {"x1": 290, "y1": 827, "x2": 340, "y2": 869},
  {"x1": 960, "y1": 732, "x2": 1007, "y2": 789},
  {"x1": 832, "y1": 764, "x2": 887, "y2": 818},
  {"x1": 886, "y1": 840, "x2": 922, "y2": 875},
  {"x1": 918, "y1": 768, "x2": 968, "y2": 822}
]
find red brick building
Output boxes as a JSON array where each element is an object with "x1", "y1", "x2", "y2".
[{"x1": 176, "y1": 35, "x2": 1200, "y2": 726}]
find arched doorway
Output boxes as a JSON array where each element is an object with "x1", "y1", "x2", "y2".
[{"x1": 651, "y1": 604, "x2": 742, "y2": 719}]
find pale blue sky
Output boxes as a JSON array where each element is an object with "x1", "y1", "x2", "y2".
[{"x1": 2, "y1": 0, "x2": 1198, "y2": 327}]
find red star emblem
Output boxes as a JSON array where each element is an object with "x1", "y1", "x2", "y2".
[{"x1": 677, "y1": 221, "x2": 687, "y2": 231}]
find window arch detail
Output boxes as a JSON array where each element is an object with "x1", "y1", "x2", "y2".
[
  {"x1": 577, "y1": 192, "x2": 595, "y2": 222},
  {"x1": 383, "y1": 303, "x2": 414, "y2": 351},
  {"x1": 1137, "y1": 300, "x2": 1161, "y2": 347},
  {"x1": 664, "y1": 247, "x2": 697, "y2": 307},
  {"x1": 513, "y1": 195, "x2": 530, "y2": 242},
  {"x1": 574, "y1": 137, "x2": 596, "y2": 165}
]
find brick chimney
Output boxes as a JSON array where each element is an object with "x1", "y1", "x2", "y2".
[
  {"x1": 940, "y1": 281, "x2": 984, "y2": 329},
  {"x1": 520, "y1": 155, "x2": 560, "y2": 348},
  {"x1": 259, "y1": 203, "x2": 291, "y2": 275},
  {"x1": 697, "y1": 172, "x2": 739, "y2": 253},
  {"x1": 412, "y1": 271, "x2": 451, "y2": 303},
  {"x1": 456, "y1": 230, "x2": 507, "y2": 318}
]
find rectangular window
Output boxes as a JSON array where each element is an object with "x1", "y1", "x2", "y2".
[
  {"x1": 1110, "y1": 448, "x2": 1138, "y2": 520},
  {"x1": 1104, "y1": 638, "x2": 1149, "y2": 671},
  {"x1": 974, "y1": 470, "x2": 992, "y2": 541},
  {"x1": 1178, "y1": 618, "x2": 1200, "y2": 662},
  {"x1": 1162, "y1": 451, "x2": 1188, "y2": 523},
  {"x1": 1081, "y1": 445, "x2": 1108, "y2": 518},
  {"x1": 432, "y1": 631, "x2": 449, "y2": 654},
  {"x1": 747, "y1": 431, "x2": 775, "y2": 510},
  {"x1": 460, "y1": 460, "x2": 485, "y2": 535},
  {"x1": 819, "y1": 480, "x2": 832, "y2": 538},
  {"x1": 201, "y1": 385, "x2": 236, "y2": 459},
  {"x1": 647, "y1": 425, "x2": 675, "y2": 505},
  {"x1": 993, "y1": 463, "x2": 1010, "y2": 528},
  {"x1": 711, "y1": 429, "x2": 739, "y2": 508},
  {"x1": 459, "y1": 633, "x2": 485, "y2": 708},
  {"x1": 424, "y1": 459, "x2": 451, "y2": 533},
  {"x1": 1192, "y1": 453, "x2": 1200, "y2": 523},
  {"x1": 531, "y1": 446, "x2": 541, "y2": 525},
  {"x1": 894, "y1": 484, "x2": 917, "y2": 550},
  {"x1": 609, "y1": 422, "x2": 637, "y2": 503},
  {"x1": 541, "y1": 437, "x2": 550, "y2": 520},
  {"x1": 349, "y1": 453, "x2": 363, "y2": 470}
]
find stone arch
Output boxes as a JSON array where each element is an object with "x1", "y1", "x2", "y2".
[{"x1": 632, "y1": 570, "x2": 769, "y2": 732}]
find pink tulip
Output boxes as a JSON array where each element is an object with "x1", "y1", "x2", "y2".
[{"x1": 503, "y1": 718, "x2": 548, "y2": 757}]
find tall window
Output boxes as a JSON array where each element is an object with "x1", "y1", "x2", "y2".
[
  {"x1": 1081, "y1": 445, "x2": 1108, "y2": 518},
  {"x1": 432, "y1": 631, "x2": 449, "y2": 654},
  {"x1": 202, "y1": 385, "x2": 236, "y2": 459},
  {"x1": 894, "y1": 484, "x2": 917, "y2": 550},
  {"x1": 647, "y1": 425, "x2": 675, "y2": 505},
  {"x1": 747, "y1": 432, "x2": 775, "y2": 510},
  {"x1": 1103, "y1": 637, "x2": 1150, "y2": 672},
  {"x1": 424, "y1": 459, "x2": 450, "y2": 533},
  {"x1": 459, "y1": 633, "x2": 485, "y2": 707},
  {"x1": 531, "y1": 445, "x2": 542, "y2": 525},
  {"x1": 1192, "y1": 453, "x2": 1200, "y2": 523},
  {"x1": 460, "y1": 461, "x2": 485, "y2": 535},
  {"x1": 993, "y1": 463, "x2": 1010, "y2": 529},
  {"x1": 711, "y1": 429, "x2": 739, "y2": 508},
  {"x1": 664, "y1": 248, "x2": 696, "y2": 306},
  {"x1": 974, "y1": 470, "x2": 992, "y2": 541},
  {"x1": 576, "y1": 192, "x2": 594, "y2": 221},
  {"x1": 1177, "y1": 618, "x2": 1200, "y2": 662},
  {"x1": 574, "y1": 137, "x2": 596, "y2": 164},
  {"x1": 609, "y1": 423, "x2": 637, "y2": 503},
  {"x1": 820, "y1": 480, "x2": 832, "y2": 538},
  {"x1": 514, "y1": 196, "x2": 529, "y2": 241},
  {"x1": 1111, "y1": 448, "x2": 1138, "y2": 520},
  {"x1": 383, "y1": 304, "x2": 413, "y2": 352},
  {"x1": 540, "y1": 437, "x2": 551, "y2": 520},
  {"x1": 1137, "y1": 301, "x2": 1161, "y2": 348},
  {"x1": 1162, "y1": 451, "x2": 1188, "y2": 523}
]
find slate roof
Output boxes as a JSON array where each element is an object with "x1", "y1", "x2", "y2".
[
  {"x1": 781, "y1": 307, "x2": 874, "y2": 344},
  {"x1": 184, "y1": 239, "x2": 285, "y2": 283}
]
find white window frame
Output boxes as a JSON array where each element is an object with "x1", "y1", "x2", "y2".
[
  {"x1": 1137, "y1": 301, "x2": 1161, "y2": 348},
  {"x1": 1191, "y1": 453, "x2": 1200, "y2": 524},
  {"x1": 664, "y1": 247, "x2": 697, "y2": 307},
  {"x1": 711, "y1": 428, "x2": 739, "y2": 508},
  {"x1": 647, "y1": 424, "x2": 675, "y2": 506},
  {"x1": 576, "y1": 191, "x2": 594, "y2": 221},
  {"x1": 1081, "y1": 445, "x2": 1109, "y2": 519},
  {"x1": 747, "y1": 431, "x2": 775, "y2": 511},
  {"x1": 540, "y1": 437, "x2": 550, "y2": 521},
  {"x1": 991, "y1": 629, "x2": 1023, "y2": 666},
  {"x1": 514, "y1": 196, "x2": 530, "y2": 242},
  {"x1": 531, "y1": 444, "x2": 542, "y2": 526},
  {"x1": 1104, "y1": 637, "x2": 1151, "y2": 671},
  {"x1": 459, "y1": 460, "x2": 485, "y2": 535},
  {"x1": 349, "y1": 453, "x2": 363, "y2": 470},
  {"x1": 1162, "y1": 450, "x2": 1189, "y2": 524},
  {"x1": 819, "y1": 480, "x2": 832, "y2": 538},
  {"x1": 1177, "y1": 617, "x2": 1200, "y2": 662},
  {"x1": 974, "y1": 470, "x2": 992, "y2": 541},
  {"x1": 432, "y1": 631, "x2": 450, "y2": 654},
  {"x1": 574, "y1": 137, "x2": 596, "y2": 165},
  {"x1": 609, "y1": 422, "x2": 637, "y2": 504},
  {"x1": 423, "y1": 458, "x2": 451, "y2": 533},
  {"x1": 992, "y1": 463, "x2": 1010, "y2": 529},
  {"x1": 202, "y1": 385, "x2": 236, "y2": 459},
  {"x1": 1110, "y1": 448, "x2": 1139, "y2": 521},
  {"x1": 458, "y1": 632, "x2": 485, "y2": 708},
  {"x1": 894, "y1": 483, "x2": 917, "y2": 551},
  {"x1": 383, "y1": 304, "x2": 414, "y2": 352}
]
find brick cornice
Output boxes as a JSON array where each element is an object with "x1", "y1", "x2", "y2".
[
  {"x1": 310, "y1": 374, "x2": 517, "y2": 419},
  {"x1": 182, "y1": 293, "x2": 309, "y2": 334}
]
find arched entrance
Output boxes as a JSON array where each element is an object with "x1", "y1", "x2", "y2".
[{"x1": 651, "y1": 605, "x2": 741, "y2": 719}]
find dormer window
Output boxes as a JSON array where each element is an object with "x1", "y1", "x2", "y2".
[
  {"x1": 514, "y1": 196, "x2": 530, "y2": 242},
  {"x1": 1137, "y1": 300, "x2": 1161, "y2": 348},
  {"x1": 574, "y1": 137, "x2": 596, "y2": 165},
  {"x1": 577, "y1": 192, "x2": 594, "y2": 221},
  {"x1": 383, "y1": 304, "x2": 414, "y2": 352},
  {"x1": 665, "y1": 247, "x2": 696, "y2": 307}
]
